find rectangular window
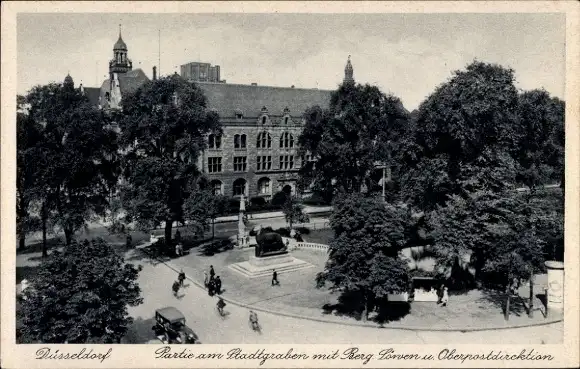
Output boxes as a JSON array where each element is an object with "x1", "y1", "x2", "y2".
[
  {"x1": 279, "y1": 155, "x2": 294, "y2": 170},
  {"x1": 234, "y1": 134, "x2": 247, "y2": 149},
  {"x1": 208, "y1": 157, "x2": 222, "y2": 173},
  {"x1": 257, "y1": 156, "x2": 272, "y2": 171},
  {"x1": 233, "y1": 156, "x2": 247, "y2": 172}
]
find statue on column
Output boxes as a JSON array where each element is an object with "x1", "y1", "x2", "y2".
[{"x1": 237, "y1": 194, "x2": 247, "y2": 247}]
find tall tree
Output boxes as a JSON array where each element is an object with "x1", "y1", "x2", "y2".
[
  {"x1": 18, "y1": 238, "x2": 143, "y2": 343},
  {"x1": 316, "y1": 193, "x2": 410, "y2": 320},
  {"x1": 298, "y1": 83, "x2": 409, "y2": 202},
  {"x1": 119, "y1": 75, "x2": 220, "y2": 250},
  {"x1": 400, "y1": 61, "x2": 519, "y2": 212},
  {"x1": 22, "y1": 81, "x2": 118, "y2": 247},
  {"x1": 514, "y1": 89, "x2": 565, "y2": 190},
  {"x1": 184, "y1": 185, "x2": 228, "y2": 239},
  {"x1": 282, "y1": 195, "x2": 310, "y2": 230},
  {"x1": 16, "y1": 97, "x2": 44, "y2": 251}
]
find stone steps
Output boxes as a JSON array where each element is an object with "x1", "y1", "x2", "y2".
[{"x1": 228, "y1": 258, "x2": 314, "y2": 278}]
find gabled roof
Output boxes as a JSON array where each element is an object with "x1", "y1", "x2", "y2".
[{"x1": 196, "y1": 82, "x2": 332, "y2": 118}]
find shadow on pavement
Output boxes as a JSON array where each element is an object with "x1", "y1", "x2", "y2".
[{"x1": 481, "y1": 289, "x2": 528, "y2": 317}]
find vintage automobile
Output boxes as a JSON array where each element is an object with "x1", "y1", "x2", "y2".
[{"x1": 152, "y1": 307, "x2": 200, "y2": 344}]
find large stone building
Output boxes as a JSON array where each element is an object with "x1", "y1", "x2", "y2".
[{"x1": 80, "y1": 28, "x2": 359, "y2": 199}]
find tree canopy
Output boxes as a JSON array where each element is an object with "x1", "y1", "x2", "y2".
[
  {"x1": 298, "y1": 82, "x2": 409, "y2": 202},
  {"x1": 18, "y1": 238, "x2": 143, "y2": 343},
  {"x1": 119, "y1": 74, "x2": 220, "y2": 247},
  {"x1": 282, "y1": 195, "x2": 310, "y2": 230},
  {"x1": 514, "y1": 89, "x2": 565, "y2": 190},
  {"x1": 400, "y1": 61, "x2": 520, "y2": 211},
  {"x1": 18, "y1": 82, "x2": 119, "y2": 247},
  {"x1": 317, "y1": 193, "x2": 410, "y2": 319}
]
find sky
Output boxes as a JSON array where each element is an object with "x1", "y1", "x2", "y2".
[{"x1": 17, "y1": 13, "x2": 565, "y2": 110}]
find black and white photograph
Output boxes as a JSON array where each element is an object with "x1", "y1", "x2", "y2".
[{"x1": 2, "y1": 1, "x2": 579, "y2": 368}]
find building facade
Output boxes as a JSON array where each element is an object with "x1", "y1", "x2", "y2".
[
  {"x1": 81, "y1": 28, "x2": 362, "y2": 200},
  {"x1": 195, "y1": 82, "x2": 333, "y2": 199}
]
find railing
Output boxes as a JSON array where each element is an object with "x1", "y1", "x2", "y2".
[
  {"x1": 295, "y1": 221, "x2": 331, "y2": 230},
  {"x1": 293, "y1": 242, "x2": 329, "y2": 252}
]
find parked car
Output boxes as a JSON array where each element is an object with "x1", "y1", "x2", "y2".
[{"x1": 152, "y1": 307, "x2": 200, "y2": 344}]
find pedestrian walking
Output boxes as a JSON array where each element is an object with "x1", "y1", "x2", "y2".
[
  {"x1": 208, "y1": 279, "x2": 215, "y2": 296},
  {"x1": 209, "y1": 265, "x2": 215, "y2": 280},
  {"x1": 178, "y1": 269, "x2": 186, "y2": 287},
  {"x1": 215, "y1": 276, "x2": 222, "y2": 294},
  {"x1": 203, "y1": 271, "x2": 208, "y2": 288},
  {"x1": 172, "y1": 280, "x2": 180, "y2": 297},
  {"x1": 441, "y1": 287, "x2": 449, "y2": 307},
  {"x1": 437, "y1": 284, "x2": 444, "y2": 304},
  {"x1": 271, "y1": 269, "x2": 279, "y2": 286}
]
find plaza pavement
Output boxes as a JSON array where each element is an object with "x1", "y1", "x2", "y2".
[{"x1": 123, "y1": 248, "x2": 564, "y2": 344}]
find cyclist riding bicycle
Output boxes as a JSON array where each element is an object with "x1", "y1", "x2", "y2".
[
  {"x1": 249, "y1": 310, "x2": 259, "y2": 330},
  {"x1": 217, "y1": 298, "x2": 226, "y2": 315}
]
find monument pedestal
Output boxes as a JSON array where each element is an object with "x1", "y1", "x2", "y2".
[{"x1": 229, "y1": 252, "x2": 314, "y2": 278}]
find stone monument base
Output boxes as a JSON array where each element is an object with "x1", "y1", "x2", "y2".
[{"x1": 228, "y1": 253, "x2": 314, "y2": 278}]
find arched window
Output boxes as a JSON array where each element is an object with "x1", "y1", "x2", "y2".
[
  {"x1": 208, "y1": 134, "x2": 221, "y2": 149},
  {"x1": 256, "y1": 132, "x2": 272, "y2": 149},
  {"x1": 262, "y1": 116, "x2": 267, "y2": 125},
  {"x1": 210, "y1": 180, "x2": 223, "y2": 196},
  {"x1": 258, "y1": 177, "x2": 271, "y2": 195},
  {"x1": 233, "y1": 178, "x2": 247, "y2": 196},
  {"x1": 234, "y1": 134, "x2": 246, "y2": 149},
  {"x1": 280, "y1": 132, "x2": 294, "y2": 148},
  {"x1": 284, "y1": 116, "x2": 289, "y2": 125}
]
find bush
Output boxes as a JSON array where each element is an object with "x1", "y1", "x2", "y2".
[
  {"x1": 250, "y1": 196, "x2": 267, "y2": 207},
  {"x1": 302, "y1": 192, "x2": 329, "y2": 206},
  {"x1": 271, "y1": 191, "x2": 288, "y2": 207}
]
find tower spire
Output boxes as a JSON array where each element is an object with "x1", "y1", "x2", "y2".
[
  {"x1": 344, "y1": 55, "x2": 354, "y2": 84},
  {"x1": 119, "y1": 24, "x2": 122, "y2": 38}
]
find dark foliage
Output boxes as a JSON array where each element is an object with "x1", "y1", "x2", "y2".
[{"x1": 18, "y1": 239, "x2": 143, "y2": 343}]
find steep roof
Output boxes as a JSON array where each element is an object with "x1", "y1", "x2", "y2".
[
  {"x1": 98, "y1": 68, "x2": 150, "y2": 106},
  {"x1": 196, "y1": 82, "x2": 332, "y2": 118}
]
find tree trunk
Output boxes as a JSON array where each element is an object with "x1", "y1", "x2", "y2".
[
  {"x1": 505, "y1": 287, "x2": 510, "y2": 321},
  {"x1": 165, "y1": 219, "x2": 173, "y2": 250},
  {"x1": 528, "y1": 271, "x2": 534, "y2": 318},
  {"x1": 18, "y1": 234, "x2": 26, "y2": 251},
  {"x1": 41, "y1": 202, "x2": 48, "y2": 258},
  {"x1": 362, "y1": 293, "x2": 369, "y2": 322},
  {"x1": 64, "y1": 227, "x2": 73, "y2": 246}
]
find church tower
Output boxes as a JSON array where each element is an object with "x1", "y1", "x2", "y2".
[
  {"x1": 109, "y1": 25, "x2": 132, "y2": 82},
  {"x1": 343, "y1": 55, "x2": 354, "y2": 84}
]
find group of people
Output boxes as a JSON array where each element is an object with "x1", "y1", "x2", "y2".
[{"x1": 204, "y1": 265, "x2": 223, "y2": 296}]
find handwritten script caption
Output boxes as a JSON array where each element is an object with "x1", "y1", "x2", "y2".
[{"x1": 155, "y1": 346, "x2": 554, "y2": 365}]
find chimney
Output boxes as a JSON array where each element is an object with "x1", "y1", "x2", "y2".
[
  {"x1": 79, "y1": 83, "x2": 84, "y2": 94},
  {"x1": 153, "y1": 66, "x2": 157, "y2": 80}
]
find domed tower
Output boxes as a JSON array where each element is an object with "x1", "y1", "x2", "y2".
[
  {"x1": 109, "y1": 24, "x2": 132, "y2": 81},
  {"x1": 343, "y1": 55, "x2": 354, "y2": 84},
  {"x1": 63, "y1": 73, "x2": 74, "y2": 90}
]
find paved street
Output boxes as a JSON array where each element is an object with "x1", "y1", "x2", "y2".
[{"x1": 125, "y1": 251, "x2": 563, "y2": 344}]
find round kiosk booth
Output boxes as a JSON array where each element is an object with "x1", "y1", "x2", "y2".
[{"x1": 544, "y1": 261, "x2": 564, "y2": 311}]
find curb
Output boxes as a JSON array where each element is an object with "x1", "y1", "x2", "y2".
[{"x1": 135, "y1": 247, "x2": 563, "y2": 333}]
